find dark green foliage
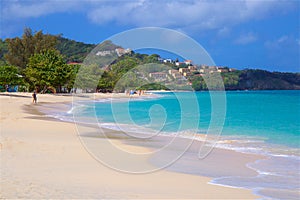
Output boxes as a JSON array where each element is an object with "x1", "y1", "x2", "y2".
[
  {"x1": 96, "y1": 55, "x2": 166, "y2": 92},
  {"x1": 145, "y1": 54, "x2": 161, "y2": 63},
  {"x1": 138, "y1": 83, "x2": 169, "y2": 90},
  {"x1": 0, "y1": 65, "x2": 24, "y2": 89},
  {"x1": 191, "y1": 76, "x2": 207, "y2": 91},
  {"x1": 237, "y1": 69, "x2": 300, "y2": 90},
  {"x1": 97, "y1": 57, "x2": 139, "y2": 92},
  {"x1": 222, "y1": 70, "x2": 242, "y2": 89},
  {"x1": 74, "y1": 64, "x2": 103, "y2": 92},
  {"x1": 97, "y1": 71, "x2": 114, "y2": 92},
  {"x1": 25, "y1": 50, "x2": 76, "y2": 93},
  {"x1": 56, "y1": 36, "x2": 96, "y2": 62},
  {"x1": 191, "y1": 69, "x2": 300, "y2": 91},
  {"x1": 5, "y1": 28, "x2": 57, "y2": 69},
  {"x1": 0, "y1": 39, "x2": 8, "y2": 66}
]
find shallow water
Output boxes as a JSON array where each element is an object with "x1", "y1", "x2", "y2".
[{"x1": 50, "y1": 90, "x2": 300, "y2": 199}]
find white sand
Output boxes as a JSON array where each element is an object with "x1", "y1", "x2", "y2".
[{"x1": 0, "y1": 93, "x2": 258, "y2": 199}]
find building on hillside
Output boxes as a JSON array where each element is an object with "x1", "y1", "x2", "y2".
[
  {"x1": 217, "y1": 67, "x2": 229, "y2": 73},
  {"x1": 149, "y1": 72, "x2": 168, "y2": 81},
  {"x1": 183, "y1": 72, "x2": 192, "y2": 77},
  {"x1": 168, "y1": 69, "x2": 184, "y2": 80},
  {"x1": 163, "y1": 59, "x2": 173, "y2": 63},
  {"x1": 199, "y1": 69, "x2": 205, "y2": 73},
  {"x1": 158, "y1": 57, "x2": 164, "y2": 62},
  {"x1": 172, "y1": 72, "x2": 182, "y2": 79},
  {"x1": 115, "y1": 48, "x2": 132, "y2": 57},
  {"x1": 168, "y1": 69, "x2": 178, "y2": 75},
  {"x1": 199, "y1": 65, "x2": 209, "y2": 69},
  {"x1": 179, "y1": 68, "x2": 190, "y2": 74},
  {"x1": 175, "y1": 62, "x2": 185, "y2": 66},
  {"x1": 188, "y1": 65, "x2": 197, "y2": 71},
  {"x1": 96, "y1": 50, "x2": 113, "y2": 56},
  {"x1": 184, "y1": 60, "x2": 192, "y2": 65}
]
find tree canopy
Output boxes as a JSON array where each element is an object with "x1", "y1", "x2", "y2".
[
  {"x1": 25, "y1": 49, "x2": 75, "y2": 93},
  {"x1": 5, "y1": 28, "x2": 57, "y2": 69},
  {"x1": 0, "y1": 65, "x2": 23, "y2": 89}
]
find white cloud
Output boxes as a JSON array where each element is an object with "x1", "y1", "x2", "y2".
[
  {"x1": 234, "y1": 32, "x2": 257, "y2": 45},
  {"x1": 277, "y1": 36, "x2": 289, "y2": 43},
  {"x1": 264, "y1": 35, "x2": 298, "y2": 49},
  {"x1": 1, "y1": 0, "x2": 82, "y2": 19},
  {"x1": 1, "y1": 0, "x2": 297, "y2": 31},
  {"x1": 217, "y1": 27, "x2": 231, "y2": 38},
  {"x1": 264, "y1": 35, "x2": 300, "y2": 71},
  {"x1": 0, "y1": 0, "x2": 84, "y2": 37}
]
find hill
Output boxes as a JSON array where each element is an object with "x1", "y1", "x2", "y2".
[
  {"x1": 0, "y1": 33, "x2": 299, "y2": 92},
  {"x1": 222, "y1": 69, "x2": 300, "y2": 90},
  {"x1": 56, "y1": 36, "x2": 96, "y2": 62},
  {"x1": 0, "y1": 36, "x2": 97, "y2": 64}
]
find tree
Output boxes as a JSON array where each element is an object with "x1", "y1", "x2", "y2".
[
  {"x1": 5, "y1": 28, "x2": 57, "y2": 69},
  {"x1": 0, "y1": 65, "x2": 23, "y2": 90},
  {"x1": 25, "y1": 50, "x2": 74, "y2": 93},
  {"x1": 97, "y1": 70, "x2": 114, "y2": 92},
  {"x1": 65, "y1": 64, "x2": 80, "y2": 93},
  {"x1": 0, "y1": 39, "x2": 8, "y2": 66},
  {"x1": 144, "y1": 54, "x2": 161, "y2": 63},
  {"x1": 192, "y1": 76, "x2": 207, "y2": 91},
  {"x1": 74, "y1": 64, "x2": 103, "y2": 92}
]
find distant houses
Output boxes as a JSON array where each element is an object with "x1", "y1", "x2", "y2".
[
  {"x1": 67, "y1": 55, "x2": 235, "y2": 84},
  {"x1": 179, "y1": 68, "x2": 189, "y2": 74},
  {"x1": 184, "y1": 60, "x2": 192, "y2": 65},
  {"x1": 168, "y1": 69, "x2": 182, "y2": 79},
  {"x1": 96, "y1": 50, "x2": 114, "y2": 56},
  {"x1": 150, "y1": 57, "x2": 236, "y2": 82},
  {"x1": 95, "y1": 48, "x2": 132, "y2": 57},
  {"x1": 115, "y1": 48, "x2": 132, "y2": 57},
  {"x1": 163, "y1": 59, "x2": 172, "y2": 63},
  {"x1": 149, "y1": 72, "x2": 168, "y2": 81},
  {"x1": 175, "y1": 62, "x2": 185, "y2": 66}
]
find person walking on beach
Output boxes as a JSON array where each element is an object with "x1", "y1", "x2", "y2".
[{"x1": 32, "y1": 91, "x2": 37, "y2": 103}]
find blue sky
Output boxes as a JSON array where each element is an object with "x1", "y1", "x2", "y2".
[{"x1": 1, "y1": 0, "x2": 299, "y2": 72}]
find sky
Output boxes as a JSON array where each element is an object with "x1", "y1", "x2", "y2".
[{"x1": 0, "y1": 0, "x2": 299, "y2": 72}]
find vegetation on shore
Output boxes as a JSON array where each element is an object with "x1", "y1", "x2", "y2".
[{"x1": 0, "y1": 28, "x2": 299, "y2": 93}]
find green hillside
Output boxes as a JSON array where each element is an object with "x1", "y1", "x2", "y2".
[
  {"x1": 0, "y1": 30, "x2": 299, "y2": 92},
  {"x1": 56, "y1": 36, "x2": 96, "y2": 62},
  {"x1": 0, "y1": 35, "x2": 96, "y2": 64}
]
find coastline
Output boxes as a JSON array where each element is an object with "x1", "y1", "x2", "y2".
[{"x1": 1, "y1": 92, "x2": 260, "y2": 199}]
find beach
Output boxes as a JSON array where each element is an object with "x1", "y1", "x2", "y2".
[{"x1": 1, "y1": 93, "x2": 261, "y2": 199}]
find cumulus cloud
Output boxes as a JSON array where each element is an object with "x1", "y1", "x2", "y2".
[
  {"x1": 85, "y1": 0, "x2": 297, "y2": 31},
  {"x1": 234, "y1": 32, "x2": 257, "y2": 45},
  {"x1": 1, "y1": 0, "x2": 82, "y2": 19},
  {"x1": 1, "y1": 0, "x2": 297, "y2": 31},
  {"x1": 264, "y1": 35, "x2": 298, "y2": 49},
  {"x1": 217, "y1": 27, "x2": 231, "y2": 38}
]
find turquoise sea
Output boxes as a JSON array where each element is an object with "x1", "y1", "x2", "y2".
[{"x1": 55, "y1": 90, "x2": 300, "y2": 199}]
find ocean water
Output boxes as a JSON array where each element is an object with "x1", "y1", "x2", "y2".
[{"x1": 57, "y1": 90, "x2": 300, "y2": 199}]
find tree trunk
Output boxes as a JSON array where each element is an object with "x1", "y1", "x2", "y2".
[{"x1": 41, "y1": 85, "x2": 47, "y2": 94}]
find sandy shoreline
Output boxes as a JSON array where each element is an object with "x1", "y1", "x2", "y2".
[{"x1": 0, "y1": 92, "x2": 260, "y2": 199}]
